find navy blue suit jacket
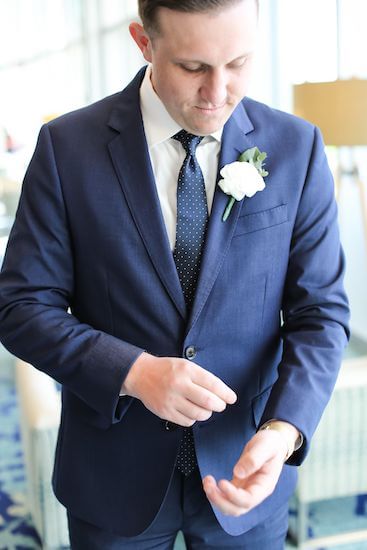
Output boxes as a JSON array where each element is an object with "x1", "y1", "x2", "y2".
[{"x1": 0, "y1": 69, "x2": 349, "y2": 536}]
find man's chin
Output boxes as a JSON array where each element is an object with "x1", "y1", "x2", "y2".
[
  {"x1": 185, "y1": 108, "x2": 233, "y2": 136},
  {"x1": 184, "y1": 118, "x2": 227, "y2": 136}
]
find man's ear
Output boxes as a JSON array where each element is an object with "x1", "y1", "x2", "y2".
[{"x1": 129, "y1": 22, "x2": 153, "y2": 63}]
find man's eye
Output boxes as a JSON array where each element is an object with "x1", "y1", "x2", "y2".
[
  {"x1": 180, "y1": 64, "x2": 205, "y2": 73},
  {"x1": 230, "y1": 57, "x2": 250, "y2": 69}
]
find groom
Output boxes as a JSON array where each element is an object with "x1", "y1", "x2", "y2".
[{"x1": 0, "y1": 0, "x2": 349, "y2": 548}]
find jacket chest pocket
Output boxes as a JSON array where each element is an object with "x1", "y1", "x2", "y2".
[{"x1": 233, "y1": 204, "x2": 288, "y2": 237}]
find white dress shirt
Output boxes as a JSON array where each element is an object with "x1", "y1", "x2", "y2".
[{"x1": 139, "y1": 66, "x2": 222, "y2": 251}]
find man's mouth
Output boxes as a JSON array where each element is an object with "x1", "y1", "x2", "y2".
[{"x1": 195, "y1": 104, "x2": 226, "y2": 114}]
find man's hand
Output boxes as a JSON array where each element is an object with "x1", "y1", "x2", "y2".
[
  {"x1": 122, "y1": 352, "x2": 237, "y2": 426},
  {"x1": 202, "y1": 428, "x2": 293, "y2": 517}
]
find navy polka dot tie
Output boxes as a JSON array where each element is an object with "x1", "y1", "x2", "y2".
[
  {"x1": 173, "y1": 130, "x2": 209, "y2": 309},
  {"x1": 173, "y1": 130, "x2": 208, "y2": 476}
]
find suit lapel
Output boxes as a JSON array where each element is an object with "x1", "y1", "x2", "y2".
[
  {"x1": 107, "y1": 71, "x2": 258, "y2": 329},
  {"x1": 107, "y1": 71, "x2": 187, "y2": 319},
  {"x1": 186, "y1": 102, "x2": 255, "y2": 333}
]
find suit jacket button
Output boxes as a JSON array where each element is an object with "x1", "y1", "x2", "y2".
[{"x1": 185, "y1": 346, "x2": 197, "y2": 360}]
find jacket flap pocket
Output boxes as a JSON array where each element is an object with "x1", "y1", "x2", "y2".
[{"x1": 234, "y1": 204, "x2": 288, "y2": 237}]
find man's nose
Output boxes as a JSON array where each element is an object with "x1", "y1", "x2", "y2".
[{"x1": 200, "y1": 69, "x2": 228, "y2": 106}]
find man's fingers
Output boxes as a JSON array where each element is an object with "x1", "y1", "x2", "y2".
[
  {"x1": 202, "y1": 432, "x2": 287, "y2": 517},
  {"x1": 176, "y1": 401, "x2": 213, "y2": 423},
  {"x1": 172, "y1": 412, "x2": 196, "y2": 427},
  {"x1": 203, "y1": 472, "x2": 279, "y2": 517},
  {"x1": 191, "y1": 366, "x2": 237, "y2": 405},
  {"x1": 130, "y1": 356, "x2": 237, "y2": 424},
  {"x1": 233, "y1": 430, "x2": 283, "y2": 479},
  {"x1": 218, "y1": 479, "x2": 251, "y2": 507},
  {"x1": 203, "y1": 476, "x2": 247, "y2": 517},
  {"x1": 218, "y1": 479, "x2": 268, "y2": 510},
  {"x1": 218, "y1": 476, "x2": 275, "y2": 511},
  {"x1": 185, "y1": 384, "x2": 228, "y2": 413},
  {"x1": 233, "y1": 453, "x2": 259, "y2": 479}
]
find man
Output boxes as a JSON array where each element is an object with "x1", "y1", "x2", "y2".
[{"x1": 0, "y1": 0, "x2": 349, "y2": 548}]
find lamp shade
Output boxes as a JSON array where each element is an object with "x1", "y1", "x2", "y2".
[{"x1": 293, "y1": 79, "x2": 367, "y2": 146}]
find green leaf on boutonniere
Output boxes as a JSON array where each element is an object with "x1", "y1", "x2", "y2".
[{"x1": 238, "y1": 146, "x2": 269, "y2": 177}]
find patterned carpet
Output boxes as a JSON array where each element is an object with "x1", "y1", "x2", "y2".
[
  {"x1": 0, "y1": 349, "x2": 42, "y2": 549},
  {"x1": 1, "y1": 344, "x2": 367, "y2": 549}
]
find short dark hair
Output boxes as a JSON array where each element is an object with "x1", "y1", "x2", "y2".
[{"x1": 138, "y1": 0, "x2": 258, "y2": 35}]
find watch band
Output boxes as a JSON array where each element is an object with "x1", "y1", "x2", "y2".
[{"x1": 259, "y1": 419, "x2": 303, "y2": 461}]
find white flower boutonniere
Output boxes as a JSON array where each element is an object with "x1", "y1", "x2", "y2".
[{"x1": 218, "y1": 147, "x2": 269, "y2": 222}]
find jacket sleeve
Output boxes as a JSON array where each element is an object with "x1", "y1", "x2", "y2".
[
  {"x1": 0, "y1": 124, "x2": 144, "y2": 425},
  {"x1": 259, "y1": 126, "x2": 350, "y2": 464}
]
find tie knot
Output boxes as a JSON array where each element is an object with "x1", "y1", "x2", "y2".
[{"x1": 173, "y1": 130, "x2": 203, "y2": 155}]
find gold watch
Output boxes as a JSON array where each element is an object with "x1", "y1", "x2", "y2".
[{"x1": 259, "y1": 420, "x2": 303, "y2": 461}]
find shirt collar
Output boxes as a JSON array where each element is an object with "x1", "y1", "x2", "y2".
[{"x1": 140, "y1": 65, "x2": 222, "y2": 148}]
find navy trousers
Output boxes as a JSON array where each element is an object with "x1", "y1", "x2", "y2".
[{"x1": 67, "y1": 467, "x2": 289, "y2": 549}]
